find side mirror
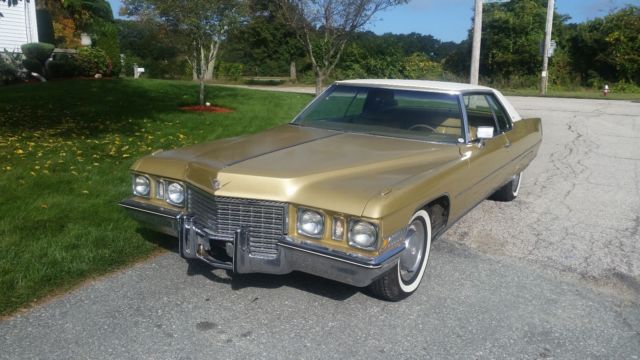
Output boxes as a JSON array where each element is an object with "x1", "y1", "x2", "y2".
[{"x1": 476, "y1": 126, "x2": 494, "y2": 139}]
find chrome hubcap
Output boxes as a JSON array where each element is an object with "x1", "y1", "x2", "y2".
[{"x1": 399, "y1": 219, "x2": 425, "y2": 282}]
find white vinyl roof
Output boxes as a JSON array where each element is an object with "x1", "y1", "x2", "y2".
[
  {"x1": 334, "y1": 79, "x2": 522, "y2": 121},
  {"x1": 336, "y1": 79, "x2": 494, "y2": 92}
]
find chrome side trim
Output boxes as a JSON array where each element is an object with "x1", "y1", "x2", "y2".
[
  {"x1": 119, "y1": 198, "x2": 182, "y2": 237},
  {"x1": 119, "y1": 198, "x2": 181, "y2": 219},
  {"x1": 279, "y1": 237, "x2": 405, "y2": 269}
]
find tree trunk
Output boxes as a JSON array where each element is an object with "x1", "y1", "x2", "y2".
[
  {"x1": 199, "y1": 46, "x2": 206, "y2": 105},
  {"x1": 205, "y1": 62, "x2": 214, "y2": 81},
  {"x1": 315, "y1": 71, "x2": 324, "y2": 96},
  {"x1": 205, "y1": 41, "x2": 220, "y2": 81},
  {"x1": 289, "y1": 60, "x2": 297, "y2": 83},
  {"x1": 199, "y1": 78, "x2": 205, "y2": 105}
]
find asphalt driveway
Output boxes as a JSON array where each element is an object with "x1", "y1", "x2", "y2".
[{"x1": 1, "y1": 95, "x2": 639, "y2": 359}]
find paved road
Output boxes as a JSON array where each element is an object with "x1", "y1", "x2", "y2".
[
  {"x1": 1, "y1": 95, "x2": 639, "y2": 359},
  {"x1": 448, "y1": 97, "x2": 640, "y2": 281}
]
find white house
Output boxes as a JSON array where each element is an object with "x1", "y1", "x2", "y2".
[{"x1": 0, "y1": 0, "x2": 39, "y2": 52}]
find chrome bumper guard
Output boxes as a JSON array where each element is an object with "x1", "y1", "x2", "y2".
[{"x1": 119, "y1": 198, "x2": 403, "y2": 287}]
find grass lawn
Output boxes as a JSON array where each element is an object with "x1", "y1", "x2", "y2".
[
  {"x1": 502, "y1": 88, "x2": 640, "y2": 101},
  {"x1": 0, "y1": 79, "x2": 312, "y2": 316}
]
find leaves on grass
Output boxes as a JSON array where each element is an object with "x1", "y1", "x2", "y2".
[{"x1": 0, "y1": 78, "x2": 312, "y2": 316}]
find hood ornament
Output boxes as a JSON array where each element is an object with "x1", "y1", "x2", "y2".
[{"x1": 211, "y1": 178, "x2": 221, "y2": 190}]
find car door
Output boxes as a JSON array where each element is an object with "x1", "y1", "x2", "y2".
[
  {"x1": 486, "y1": 94, "x2": 538, "y2": 178},
  {"x1": 454, "y1": 94, "x2": 511, "y2": 215}
]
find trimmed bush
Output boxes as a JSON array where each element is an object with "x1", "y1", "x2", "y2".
[
  {"x1": 47, "y1": 54, "x2": 79, "y2": 78},
  {"x1": 22, "y1": 58, "x2": 43, "y2": 74},
  {"x1": 20, "y1": 43, "x2": 54, "y2": 64},
  {"x1": 76, "y1": 47, "x2": 111, "y2": 77}
]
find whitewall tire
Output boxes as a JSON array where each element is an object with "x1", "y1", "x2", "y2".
[{"x1": 369, "y1": 210, "x2": 432, "y2": 301}]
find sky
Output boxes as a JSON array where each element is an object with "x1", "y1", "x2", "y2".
[{"x1": 107, "y1": 0, "x2": 636, "y2": 43}]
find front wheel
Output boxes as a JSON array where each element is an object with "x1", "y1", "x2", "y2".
[{"x1": 368, "y1": 210, "x2": 432, "y2": 301}]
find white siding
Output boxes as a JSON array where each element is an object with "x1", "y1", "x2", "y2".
[{"x1": 0, "y1": 1, "x2": 39, "y2": 52}]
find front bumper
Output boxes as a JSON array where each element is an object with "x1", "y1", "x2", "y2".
[{"x1": 119, "y1": 198, "x2": 403, "y2": 287}]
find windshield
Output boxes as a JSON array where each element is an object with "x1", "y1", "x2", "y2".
[{"x1": 293, "y1": 85, "x2": 464, "y2": 143}]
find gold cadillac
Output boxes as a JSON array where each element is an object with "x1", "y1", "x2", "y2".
[{"x1": 120, "y1": 80, "x2": 542, "y2": 300}]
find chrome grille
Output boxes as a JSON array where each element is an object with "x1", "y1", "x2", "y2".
[{"x1": 187, "y1": 187, "x2": 287, "y2": 259}]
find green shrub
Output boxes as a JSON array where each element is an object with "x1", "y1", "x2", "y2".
[
  {"x1": 47, "y1": 54, "x2": 79, "y2": 78},
  {"x1": 22, "y1": 58, "x2": 43, "y2": 74},
  {"x1": 93, "y1": 20, "x2": 122, "y2": 76},
  {"x1": 122, "y1": 53, "x2": 143, "y2": 77},
  {"x1": 76, "y1": 47, "x2": 111, "y2": 77},
  {"x1": 0, "y1": 53, "x2": 24, "y2": 85},
  {"x1": 333, "y1": 63, "x2": 367, "y2": 80},
  {"x1": 612, "y1": 80, "x2": 640, "y2": 93},
  {"x1": 218, "y1": 62, "x2": 244, "y2": 81},
  {"x1": 402, "y1": 53, "x2": 444, "y2": 80},
  {"x1": 245, "y1": 78, "x2": 286, "y2": 86},
  {"x1": 20, "y1": 42, "x2": 54, "y2": 64}
]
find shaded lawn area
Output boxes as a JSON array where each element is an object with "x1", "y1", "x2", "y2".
[{"x1": 0, "y1": 79, "x2": 312, "y2": 316}]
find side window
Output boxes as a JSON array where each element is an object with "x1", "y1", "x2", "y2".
[
  {"x1": 463, "y1": 94, "x2": 498, "y2": 139},
  {"x1": 487, "y1": 95, "x2": 512, "y2": 132}
]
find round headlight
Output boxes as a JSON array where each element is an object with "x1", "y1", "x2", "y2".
[
  {"x1": 349, "y1": 221, "x2": 378, "y2": 249},
  {"x1": 167, "y1": 182, "x2": 184, "y2": 205},
  {"x1": 297, "y1": 209, "x2": 324, "y2": 237},
  {"x1": 133, "y1": 175, "x2": 150, "y2": 196}
]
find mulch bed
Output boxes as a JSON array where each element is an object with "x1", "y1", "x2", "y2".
[{"x1": 179, "y1": 105, "x2": 233, "y2": 113}]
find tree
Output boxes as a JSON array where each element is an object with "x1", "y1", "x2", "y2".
[
  {"x1": 598, "y1": 6, "x2": 639, "y2": 84},
  {"x1": 223, "y1": 0, "x2": 305, "y2": 80},
  {"x1": 117, "y1": 19, "x2": 188, "y2": 78},
  {"x1": 441, "y1": 0, "x2": 572, "y2": 87},
  {"x1": 480, "y1": 0, "x2": 548, "y2": 80},
  {"x1": 123, "y1": 0, "x2": 243, "y2": 105},
  {"x1": 567, "y1": 6, "x2": 639, "y2": 86},
  {"x1": 276, "y1": 0, "x2": 408, "y2": 95}
]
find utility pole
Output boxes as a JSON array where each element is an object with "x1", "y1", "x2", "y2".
[
  {"x1": 470, "y1": 0, "x2": 483, "y2": 85},
  {"x1": 540, "y1": 0, "x2": 555, "y2": 95}
]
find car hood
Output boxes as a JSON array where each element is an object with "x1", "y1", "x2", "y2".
[{"x1": 132, "y1": 125, "x2": 461, "y2": 216}]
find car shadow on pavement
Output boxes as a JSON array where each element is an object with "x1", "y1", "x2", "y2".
[
  {"x1": 140, "y1": 228, "x2": 369, "y2": 301},
  {"x1": 185, "y1": 258, "x2": 362, "y2": 301}
]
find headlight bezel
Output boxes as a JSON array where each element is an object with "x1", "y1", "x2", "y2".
[
  {"x1": 296, "y1": 207, "x2": 325, "y2": 238},
  {"x1": 166, "y1": 182, "x2": 185, "y2": 206},
  {"x1": 131, "y1": 173, "x2": 185, "y2": 207},
  {"x1": 132, "y1": 174, "x2": 150, "y2": 197},
  {"x1": 348, "y1": 220, "x2": 379, "y2": 250}
]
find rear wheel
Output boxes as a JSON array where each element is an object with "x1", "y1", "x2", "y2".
[
  {"x1": 490, "y1": 171, "x2": 522, "y2": 202},
  {"x1": 369, "y1": 210, "x2": 432, "y2": 301}
]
